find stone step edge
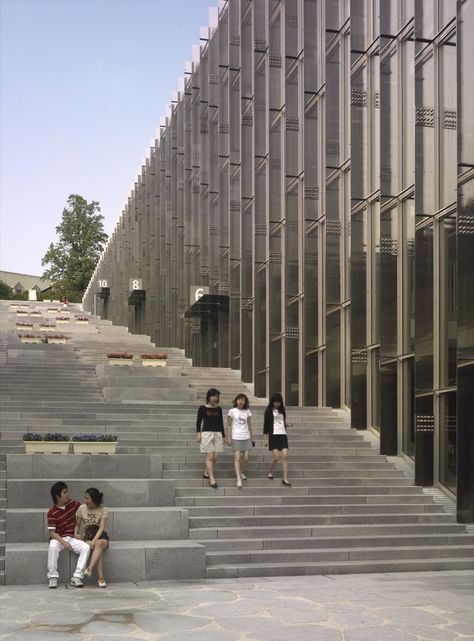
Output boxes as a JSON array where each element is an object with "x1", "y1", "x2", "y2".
[
  {"x1": 206, "y1": 557, "x2": 474, "y2": 576},
  {"x1": 205, "y1": 544, "x2": 474, "y2": 558}
]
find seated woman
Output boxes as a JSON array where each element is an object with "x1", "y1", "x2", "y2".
[{"x1": 75, "y1": 487, "x2": 109, "y2": 588}]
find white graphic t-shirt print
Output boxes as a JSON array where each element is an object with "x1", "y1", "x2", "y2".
[
  {"x1": 272, "y1": 410, "x2": 287, "y2": 435},
  {"x1": 228, "y1": 408, "x2": 252, "y2": 440}
]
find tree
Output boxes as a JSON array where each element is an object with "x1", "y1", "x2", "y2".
[
  {"x1": 42, "y1": 195, "x2": 108, "y2": 301},
  {"x1": 0, "y1": 280, "x2": 12, "y2": 300}
]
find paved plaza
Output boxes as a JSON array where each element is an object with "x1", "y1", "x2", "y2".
[{"x1": 0, "y1": 571, "x2": 472, "y2": 641}]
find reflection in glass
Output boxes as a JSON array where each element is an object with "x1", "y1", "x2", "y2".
[
  {"x1": 439, "y1": 391, "x2": 457, "y2": 493},
  {"x1": 439, "y1": 39, "x2": 457, "y2": 208},
  {"x1": 415, "y1": 54, "x2": 435, "y2": 217},
  {"x1": 380, "y1": 360, "x2": 397, "y2": 454},
  {"x1": 402, "y1": 358, "x2": 415, "y2": 458},
  {"x1": 326, "y1": 310, "x2": 341, "y2": 407},
  {"x1": 371, "y1": 348, "x2": 380, "y2": 431},
  {"x1": 415, "y1": 225, "x2": 434, "y2": 393},
  {"x1": 402, "y1": 199, "x2": 415, "y2": 354},
  {"x1": 380, "y1": 207, "x2": 397, "y2": 357},
  {"x1": 304, "y1": 225, "x2": 318, "y2": 350},
  {"x1": 285, "y1": 300, "x2": 300, "y2": 406},
  {"x1": 380, "y1": 48, "x2": 399, "y2": 198},
  {"x1": 439, "y1": 215, "x2": 457, "y2": 388},
  {"x1": 459, "y1": 0, "x2": 474, "y2": 167},
  {"x1": 415, "y1": 393, "x2": 434, "y2": 486},
  {"x1": 402, "y1": 38, "x2": 415, "y2": 189},
  {"x1": 270, "y1": 338, "x2": 282, "y2": 395},
  {"x1": 304, "y1": 351, "x2": 318, "y2": 405},
  {"x1": 458, "y1": 180, "x2": 474, "y2": 362},
  {"x1": 326, "y1": 42, "x2": 340, "y2": 168},
  {"x1": 351, "y1": 63, "x2": 368, "y2": 200},
  {"x1": 326, "y1": 178, "x2": 341, "y2": 307}
]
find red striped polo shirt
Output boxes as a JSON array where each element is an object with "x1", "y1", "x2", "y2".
[{"x1": 47, "y1": 499, "x2": 81, "y2": 537}]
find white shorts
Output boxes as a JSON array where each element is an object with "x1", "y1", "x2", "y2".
[{"x1": 200, "y1": 431, "x2": 224, "y2": 453}]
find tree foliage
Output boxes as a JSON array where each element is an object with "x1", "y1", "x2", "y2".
[
  {"x1": 42, "y1": 195, "x2": 108, "y2": 301},
  {"x1": 0, "y1": 280, "x2": 12, "y2": 300}
]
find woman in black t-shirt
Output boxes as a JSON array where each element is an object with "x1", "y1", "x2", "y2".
[{"x1": 196, "y1": 388, "x2": 225, "y2": 489}]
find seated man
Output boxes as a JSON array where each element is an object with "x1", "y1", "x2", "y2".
[{"x1": 47, "y1": 481, "x2": 90, "y2": 588}]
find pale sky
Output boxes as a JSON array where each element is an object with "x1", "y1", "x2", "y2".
[{"x1": 0, "y1": 0, "x2": 215, "y2": 275}]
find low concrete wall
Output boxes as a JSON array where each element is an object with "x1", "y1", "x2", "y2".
[
  {"x1": 6, "y1": 454, "x2": 163, "y2": 479},
  {"x1": 7, "y1": 507, "x2": 189, "y2": 542},
  {"x1": 5, "y1": 541, "x2": 206, "y2": 584},
  {"x1": 7, "y1": 479, "x2": 175, "y2": 508}
]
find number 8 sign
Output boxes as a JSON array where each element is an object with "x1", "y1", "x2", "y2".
[{"x1": 129, "y1": 278, "x2": 143, "y2": 291}]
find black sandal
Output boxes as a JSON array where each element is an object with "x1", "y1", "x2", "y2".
[
  {"x1": 267, "y1": 473, "x2": 274, "y2": 480},
  {"x1": 203, "y1": 473, "x2": 210, "y2": 479},
  {"x1": 282, "y1": 480, "x2": 292, "y2": 486}
]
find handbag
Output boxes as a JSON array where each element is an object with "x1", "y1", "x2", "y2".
[{"x1": 84, "y1": 524, "x2": 109, "y2": 541}]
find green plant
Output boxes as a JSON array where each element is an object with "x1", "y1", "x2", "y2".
[
  {"x1": 44, "y1": 433, "x2": 71, "y2": 441},
  {"x1": 23, "y1": 433, "x2": 70, "y2": 441}
]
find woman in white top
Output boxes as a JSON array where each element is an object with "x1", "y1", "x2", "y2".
[
  {"x1": 226, "y1": 394, "x2": 255, "y2": 488},
  {"x1": 263, "y1": 393, "x2": 293, "y2": 486}
]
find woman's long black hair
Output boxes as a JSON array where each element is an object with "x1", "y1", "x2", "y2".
[
  {"x1": 267, "y1": 392, "x2": 285, "y2": 414},
  {"x1": 85, "y1": 487, "x2": 104, "y2": 507}
]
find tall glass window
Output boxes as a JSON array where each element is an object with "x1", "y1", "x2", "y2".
[{"x1": 439, "y1": 390, "x2": 457, "y2": 493}]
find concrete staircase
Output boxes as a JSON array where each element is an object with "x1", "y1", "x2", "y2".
[
  {"x1": 1, "y1": 300, "x2": 473, "y2": 583},
  {"x1": 5, "y1": 453, "x2": 205, "y2": 585}
]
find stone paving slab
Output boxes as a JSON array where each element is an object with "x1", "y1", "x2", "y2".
[{"x1": 0, "y1": 571, "x2": 472, "y2": 641}]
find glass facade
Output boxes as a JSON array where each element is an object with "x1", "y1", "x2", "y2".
[{"x1": 83, "y1": 0, "x2": 474, "y2": 522}]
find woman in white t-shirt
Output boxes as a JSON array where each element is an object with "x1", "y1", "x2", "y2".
[
  {"x1": 226, "y1": 394, "x2": 255, "y2": 488},
  {"x1": 263, "y1": 393, "x2": 293, "y2": 486}
]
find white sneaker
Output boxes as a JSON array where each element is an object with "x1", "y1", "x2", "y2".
[
  {"x1": 236, "y1": 477, "x2": 242, "y2": 488},
  {"x1": 240, "y1": 474, "x2": 247, "y2": 481},
  {"x1": 48, "y1": 578, "x2": 58, "y2": 589},
  {"x1": 70, "y1": 577, "x2": 84, "y2": 587},
  {"x1": 98, "y1": 577, "x2": 107, "y2": 588}
]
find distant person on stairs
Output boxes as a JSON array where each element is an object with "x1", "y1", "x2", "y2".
[
  {"x1": 75, "y1": 487, "x2": 109, "y2": 588},
  {"x1": 263, "y1": 393, "x2": 293, "y2": 486},
  {"x1": 226, "y1": 393, "x2": 255, "y2": 488},
  {"x1": 196, "y1": 388, "x2": 225, "y2": 489},
  {"x1": 47, "y1": 482, "x2": 90, "y2": 588}
]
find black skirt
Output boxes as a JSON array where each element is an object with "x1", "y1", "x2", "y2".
[{"x1": 268, "y1": 435, "x2": 289, "y2": 451}]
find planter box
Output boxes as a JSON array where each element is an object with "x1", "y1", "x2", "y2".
[
  {"x1": 16, "y1": 311, "x2": 28, "y2": 316},
  {"x1": 107, "y1": 358, "x2": 133, "y2": 365},
  {"x1": 24, "y1": 442, "x2": 70, "y2": 454},
  {"x1": 56, "y1": 320, "x2": 70, "y2": 324},
  {"x1": 47, "y1": 338, "x2": 68, "y2": 345},
  {"x1": 16, "y1": 324, "x2": 33, "y2": 329},
  {"x1": 20, "y1": 337, "x2": 42, "y2": 344},
  {"x1": 73, "y1": 442, "x2": 118, "y2": 455},
  {"x1": 142, "y1": 359, "x2": 167, "y2": 367},
  {"x1": 30, "y1": 312, "x2": 42, "y2": 317},
  {"x1": 39, "y1": 326, "x2": 56, "y2": 332}
]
